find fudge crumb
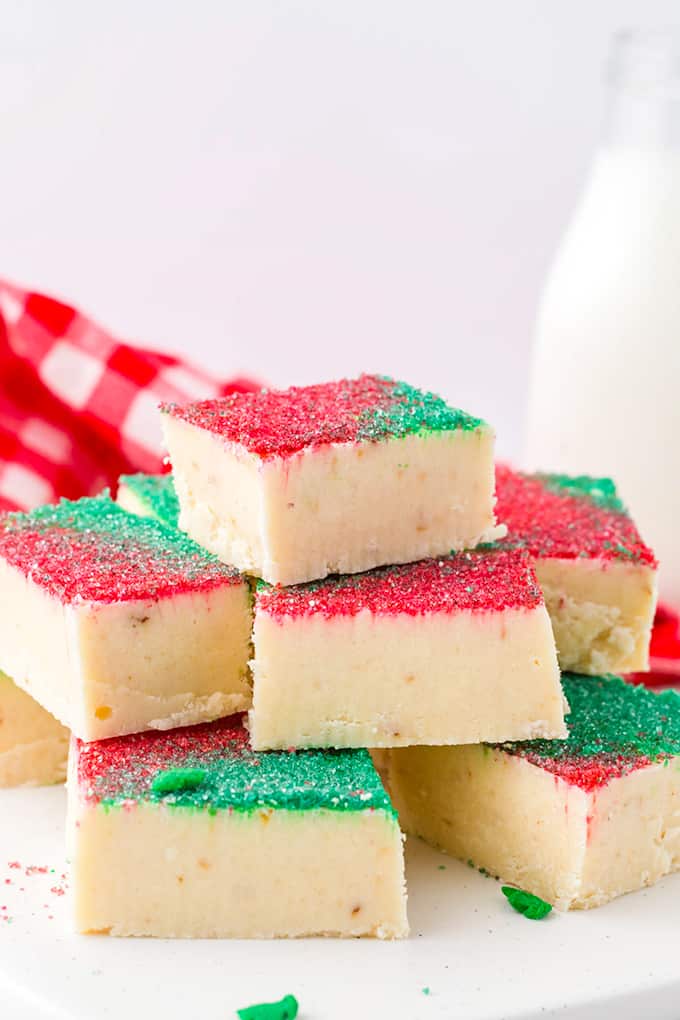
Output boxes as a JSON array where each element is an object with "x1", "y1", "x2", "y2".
[
  {"x1": 501, "y1": 886, "x2": 552, "y2": 920},
  {"x1": 151, "y1": 768, "x2": 207, "y2": 795},
  {"x1": 236, "y1": 993, "x2": 299, "y2": 1019}
]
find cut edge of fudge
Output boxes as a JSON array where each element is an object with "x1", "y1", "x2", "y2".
[
  {"x1": 0, "y1": 670, "x2": 68, "y2": 787},
  {"x1": 385, "y1": 674, "x2": 680, "y2": 910},
  {"x1": 68, "y1": 715, "x2": 408, "y2": 939},
  {"x1": 249, "y1": 546, "x2": 566, "y2": 749},
  {"x1": 495, "y1": 465, "x2": 658, "y2": 674},
  {"x1": 161, "y1": 374, "x2": 504, "y2": 585},
  {"x1": 0, "y1": 496, "x2": 253, "y2": 740}
]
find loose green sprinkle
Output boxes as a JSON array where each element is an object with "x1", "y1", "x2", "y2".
[
  {"x1": 501, "y1": 886, "x2": 552, "y2": 920},
  {"x1": 422, "y1": 987, "x2": 431, "y2": 996},
  {"x1": 437, "y1": 864, "x2": 446, "y2": 870},
  {"x1": 151, "y1": 768, "x2": 207, "y2": 795},
  {"x1": 236, "y1": 994, "x2": 299, "y2": 1020}
]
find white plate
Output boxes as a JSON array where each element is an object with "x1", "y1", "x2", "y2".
[{"x1": 1, "y1": 786, "x2": 679, "y2": 1020}]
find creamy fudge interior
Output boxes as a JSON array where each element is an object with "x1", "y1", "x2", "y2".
[
  {"x1": 0, "y1": 670, "x2": 69, "y2": 787},
  {"x1": 384, "y1": 675, "x2": 680, "y2": 909},
  {"x1": 536, "y1": 557, "x2": 656, "y2": 675},
  {"x1": 0, "y1": 496, "x2": 253, "y2": 740},
  {"x1": 495, "y1": 466, "x2": 657, "y2": 674},
  {"x1": 69, "y1": 716, "x2": 408, "y2": 938},
  {"x1": 162, "y1": 375, "x2": 503, "y2": 585},
  {"x1": 250, "y1": 547, "x2": 566, "y2": 749}
]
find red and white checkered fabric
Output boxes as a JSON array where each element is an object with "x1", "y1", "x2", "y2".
[{"x1": 0, "y1": 279, "x2": 258, "y2": 512}]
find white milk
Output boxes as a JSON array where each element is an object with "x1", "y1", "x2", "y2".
[{"x1": 526, "y1": 31, "x2": 680, "y2": 604}]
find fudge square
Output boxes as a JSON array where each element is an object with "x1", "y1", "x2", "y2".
[
  {"x1": 0, "y1": 496, "x2": 252, "y2": 741},
  {"x1": 495, "y1": 466, "x2": 657, "y2": 674},
  {"x1": 249, "y1": 545, "x2": 566, "y2": 750},
  {"x1": 0, "y1": 670, "x2": 68, "y2": 787},
  {"x1": 384, "y1": 674, "x2": 680, "y2": 910},
  {"x1": 117, "y1": 472, "x2": 180, "y2": 529},
  {"x1": 68, "y1": 715, "x2": 408, "y2": 938},
  {"x1": 161, "y1": 374, "x2": 503, "y2": 586}
]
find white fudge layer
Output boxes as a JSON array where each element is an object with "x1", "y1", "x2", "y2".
[
  {"x1": 536, "y1": 558, "x2": 657, "y2": 674},
  {"x1": 163, "y1": 415, "x2": 503, "y2": 586},
  {"x1": 384, "y1": 744, "x2": 680, "y2": 910},
  {"x1": 250, "y1": 605, "x2": 566, "y2": 749},
  {"x1": 69, "y1": 796, "x2": 408, "y2": 938},
  {"x1": 0, "y1": 672, "x2": 68, "y2": 787},
  {"x1": 0, "y1": 558, "x2": 253, "y2": 741}
]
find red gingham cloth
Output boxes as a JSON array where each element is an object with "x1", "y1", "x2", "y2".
[{"x1": 0, "y1": 279, "x2": 258, "y2": 512}]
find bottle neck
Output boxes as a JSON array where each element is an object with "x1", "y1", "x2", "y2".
[
  {"x1": 602, "y1": 30, "x2": 680, "y2": 150},
  {"x1": 603, "y1": 86, "x2": 680, "y2": 149}
]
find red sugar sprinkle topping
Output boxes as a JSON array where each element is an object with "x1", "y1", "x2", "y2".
[
  {"x1": 161, "y1": 374, "x2": 483, "y2": 459},
  {"x1": 75, "y1": 715, "x2": 392, "y2": 814},
  {"x1": 256, "y1": 546, "x2": 543, "y2": 621},
  {"x1": 0, "y1": 496, "x2": 240, "y2": 604},
  {"x1": 495, "y1": 465, "x2": 656, "y2": 566},
  {"x1": 77, "y1": 718, "x2": 251, "y2": 799},
  {"x1": 520, "y1": 751, "x2": 654, "y2": 792}
]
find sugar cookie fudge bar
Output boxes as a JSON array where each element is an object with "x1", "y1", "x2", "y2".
[
  {"x1": 0, "y1": 496, "x2": 252, "y2": 740},
  {"x1": 0, "y1": 670, "x2": 68, "y2": 787},
  {"x1": 495, "y1": 466, "x2": 657, "y2": 674},
  {"x1": 250, "y1": 546, "x2": 565, "y2": 749},
  {"x1": 385, "y1": 674, "x2": 680, "y2": 910},
  {"x1": 68, "y1": 715, "x2": 408, "y2": 938},
  {"x1": 161, "y1": 375, "x2": 503, "y2": 585},
  {"x1": 117, "y1": 472, "x2": 179, "y2": 528}
]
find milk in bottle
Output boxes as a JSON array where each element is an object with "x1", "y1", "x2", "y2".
[{"x1": 526, "y1": 30, "x2": 680, "y2": 604}]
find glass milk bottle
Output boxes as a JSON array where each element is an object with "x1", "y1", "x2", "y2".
[{"x1": 526, "y1": 30, "x2": 680, "y2": 606}]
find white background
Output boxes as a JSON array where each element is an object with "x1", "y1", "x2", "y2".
[{"x1": 2, "y1": 1, "x2": 678, "y2": 458}]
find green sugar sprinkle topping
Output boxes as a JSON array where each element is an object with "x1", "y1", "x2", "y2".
[
  {"x1": 80, "y1": 717, "x2": 396, "y2": 816},
  {"x1": 151, "y1": 768, "x2": 207, "y2": 795},
  {"x1": 356, "y1": 377, "x2": 484, "y2": 441},
  {"x1": 118, "y1": 472, "x2": 180, "y2": 529},
  {"x1": 237, "y1": 994, "x2": 299, "y2": 1020},
  {"x1": 502, "y1": 886, "x2": 552, "y2": 920},
  {"x1": 537, "y1": 473, "x2": 627, "y2": 514},
  {"x1": 496, "y1": 674, "x2": 680, "y2": 790}
]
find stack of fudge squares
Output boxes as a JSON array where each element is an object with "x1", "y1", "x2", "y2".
[{"x1": 0, "y1": 373, "x2": 675, "y2": 937}]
